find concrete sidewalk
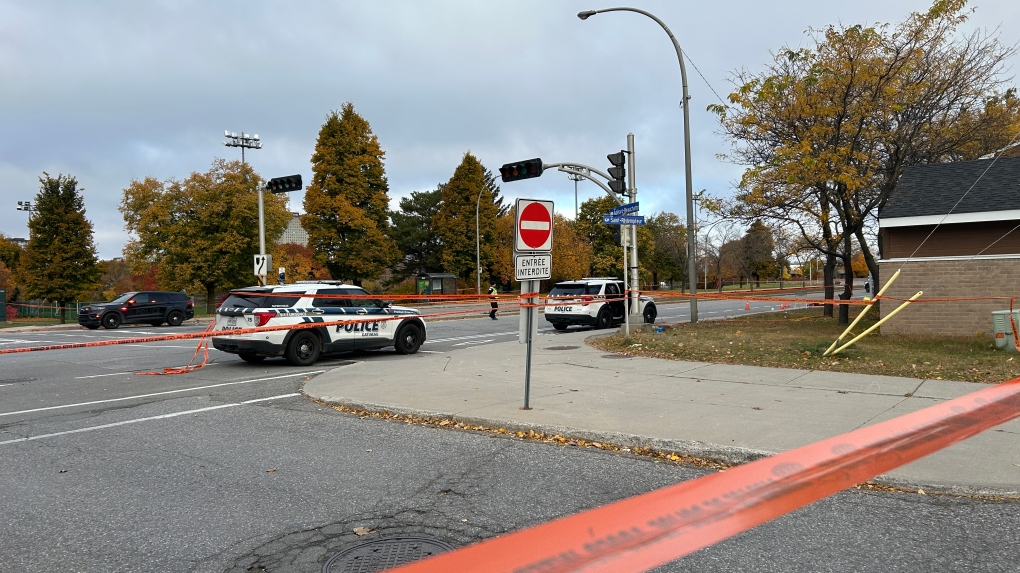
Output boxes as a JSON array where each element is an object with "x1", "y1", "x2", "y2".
[{"x1": 304, "y1": 328, "x2": 1020, "y2": 496}]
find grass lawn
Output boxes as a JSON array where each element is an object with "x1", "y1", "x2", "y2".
[
  {"x1": 0, "y1": 318, "x2": 74, "y2": 329},
  {"x1": 589, "y1": 306, "x2": 1020, "y2": 384}
]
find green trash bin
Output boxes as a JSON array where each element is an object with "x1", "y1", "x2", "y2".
[{"x1": 991, "y1": 310, "x2": 1020, "y2": 351}]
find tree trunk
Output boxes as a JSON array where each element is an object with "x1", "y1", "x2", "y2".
[
  {"x1": 58, "y1": 300, "x2": 66, "y2": 324},
  {"x1": 823, "y1": 255, "x2": 835, "y2": 318},
  {"x1": 855, "y1": 225, "x2": 880, "y2": 293},
  {"x1": 205, "y1": 284, "x2": 217, "y2": 315},
  {"x1": 838, "y1": 234, "x2": 854, "y2": 325}
]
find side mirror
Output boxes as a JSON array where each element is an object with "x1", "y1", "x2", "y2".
[{"x1": 378, "y1": 300, "x2": 394, "y2": 308}]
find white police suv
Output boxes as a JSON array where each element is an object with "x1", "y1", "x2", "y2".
[
  {"x1": 544, "y1": 277, "x2": 656, "y2": 331},
  {"x1": 211, "y1": 281, "x2": 426, "y2": 366}
]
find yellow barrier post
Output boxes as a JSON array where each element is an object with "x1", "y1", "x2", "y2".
[
  {"x1": 829, "y1": 290, "x2": 924, "y2": 356},
  {"x1": 823, "y1": 269, "x2": 901, "y2": 357}
]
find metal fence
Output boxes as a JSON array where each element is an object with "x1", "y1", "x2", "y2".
[{"x1": 8, "y1": 300, "x2": 94, "y2": 320}]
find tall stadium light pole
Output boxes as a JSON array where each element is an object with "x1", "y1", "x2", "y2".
[
  {"x1": 224, "y1": 130, "x2": 267, "y2": 282},
  {"x1": 223, "y1": 130, "x2": 262, "y2": 165},
  {"x1": 578, "y1": 7, "x2": 699, "y2": 322},
  {"x1": 17, "y1": 200, "x2": 36, "y2": 221}
]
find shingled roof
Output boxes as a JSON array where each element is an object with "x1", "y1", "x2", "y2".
[{"x1": 880, "y1": 156, "x2": 1020, "y2": 220}]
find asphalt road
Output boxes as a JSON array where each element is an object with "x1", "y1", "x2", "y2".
[{"x1": 1, "y1": 300, "x2": 1017, "y2": 572}]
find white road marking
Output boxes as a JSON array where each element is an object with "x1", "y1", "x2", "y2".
[
  {"x1": 453, "y1": 339, "x2": 494, "y2": 346},
  {"x1": 0, "y1": 371, "x2": 324, "y2": 418},
  {"x1": 426, "y1": 331, "x2": 516, "y2": 344},
  {"x1": 418, "y1": 350, "x2": 445, "y2": 354},
  {"x1": 0, "y1": 393, "x2": 301, "y2": 446},
  {"x1": 126, "y1": 344, "x2": 199, "y2": 348}
]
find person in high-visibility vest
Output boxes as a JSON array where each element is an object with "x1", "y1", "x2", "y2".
[{"x1": 488, "y1": 284, "x2": 498, "y2": 320}]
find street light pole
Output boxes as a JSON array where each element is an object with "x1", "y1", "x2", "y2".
[
  {"x1": 476, "y1": 187, "x2": 484, "y2": 295},
  {"x1": 567, "y1": 172, "x2": 583, "y2": 219},
  {"x1": 578, "y1": 7, "x2": 699, "y2": 322}
]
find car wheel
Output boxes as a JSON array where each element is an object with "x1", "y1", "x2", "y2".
[
  {"x1": 643, "y1": 305, "x2": 657, "y2": 324},
  {"x1": 149, "y1": 320, "x2": 163, "y2": 327},
  {"x1": 394, "y1": 323, "x2": 423, "y2": 355},
  {"x1": 239, "y1": 353, "x2": 266, "y2": 364},
  {"x1": 285, "y1": 331, "x2": 320, "y2": 366},
  {"x1": 84, "y1": 324, "x2": 100, "y2": 330},
  {"x1": 595, "y1": 308, "x2": 611, "y2": 330},
  {"x1": 102, "y1": 313, "x2": 121, "y2": 329},
  {"x1": 167, "y1": 310, "x2": 184, "y2": 327},
  {"x1": 553, "y1": 323, "x2": 568, "y2": 331}
]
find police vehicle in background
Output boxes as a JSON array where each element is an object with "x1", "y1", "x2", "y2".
[
  {"x1": 544, "y1": 277, "x2": 656, "y2": 331},
  {"x1": 211, "y1": 281, "x2": 426, "y2": 366},
  {"x1": 78, "y1": 291, "x2": 194, "y2": 329}
]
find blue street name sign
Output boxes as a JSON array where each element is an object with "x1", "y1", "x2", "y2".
[
  {"x1": 607, "y1": 202, "x2": 639, "y2": 216},
  {"x1": 602, "y1": 214, "x2": 646, "y2": 225}
]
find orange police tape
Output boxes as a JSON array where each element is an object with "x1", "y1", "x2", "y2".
[
  {"x1": 383, "y1": 377, "x2": 1020, "y2": 573},
  {"x1": 0, "y1": 305, "x2": 506, "y2": 356}
]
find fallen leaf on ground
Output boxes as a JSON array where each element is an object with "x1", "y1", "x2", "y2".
[
  {"x1": 266, "y1": 468, "x2": 276, "y2": 473},
  {"x1": 353, "y1": 527, "x2": 375, "y2": 536}
]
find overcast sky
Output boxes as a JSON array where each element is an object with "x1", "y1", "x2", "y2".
[{"x1": 2, "y1": 0, "x2": 1016, "y2": 259}]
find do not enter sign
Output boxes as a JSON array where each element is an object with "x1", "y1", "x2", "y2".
[{"x1": 515, "y1": 199, "x2": 554, "y2": 252}]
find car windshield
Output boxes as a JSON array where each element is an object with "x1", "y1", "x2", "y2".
[
  {"x1": 549, "y1": 284, "x2": 602, "y2": 296},
  {"x1": 220, "y1": 292, "x2": 302, "y2": 310},
  {"x1": 109, "y1": 293, "x2": 136, "y2": 304}
]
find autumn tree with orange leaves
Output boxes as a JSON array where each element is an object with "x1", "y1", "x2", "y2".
[{"x1": 712, "y1": 0, "x2": 1020, "y2": 322}]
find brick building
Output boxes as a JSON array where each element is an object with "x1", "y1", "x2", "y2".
[{"x1": 878, "y1": 156, "x2": 1020, "y2": 337}]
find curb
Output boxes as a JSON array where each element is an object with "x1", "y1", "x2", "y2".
[{"x1": 304, "y1": 393, "x2": 1020, "y2": 498}]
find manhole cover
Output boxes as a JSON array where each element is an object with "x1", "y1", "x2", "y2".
[
  {"x1": 546, "y1": 345, "x2": 579, "y2": 351},
  {"x1": 600, "y1": 354, "x2": 630, "y2": 359},
  {"x1": 323, "y1": 536, "x2": 455, "y2": 573}
]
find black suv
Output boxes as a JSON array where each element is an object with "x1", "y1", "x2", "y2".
[{"x1": 78, "y1": 291, "x2": 195, "y2": 329}]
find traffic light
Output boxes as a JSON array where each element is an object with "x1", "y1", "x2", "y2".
[
  {"x1": 607, "y1": 151, "x2": 626, "y2": 194},
  {"x1": 499, "y1": 158, "x2": 544, "y2": 183},
  {"x1": 266, "y1": 174, "x2": 302, "y2": 193}
]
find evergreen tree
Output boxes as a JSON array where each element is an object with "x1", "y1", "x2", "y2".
[
  {"x1": 433, "y1": 152, "x2": 500, "y2": 285},
  {"x1": 303, "y1": 103, "x2": 398, "y2": 285},
  {"x1": 390, "y1": 188, "x2": 444, "y2": 281},
  {"x1": 17, "y1": 173, "x2": 101, "y2": 323}
]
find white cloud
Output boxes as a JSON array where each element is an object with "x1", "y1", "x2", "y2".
[{"x1": 1, "y1": 0, "x2": 1015, "y2": 258}]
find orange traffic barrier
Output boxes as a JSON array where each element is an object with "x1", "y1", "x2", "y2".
[{"x1": 385, "y1": 377, "x2": 1020, "y2": 573}]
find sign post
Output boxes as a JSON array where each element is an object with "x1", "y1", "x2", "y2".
[
  {"x1": 514, "y1": 198, "x2": 553, "y2": 410},
  {"x1": 254, "y1": 254, "x2": 272, "y2": 284}
]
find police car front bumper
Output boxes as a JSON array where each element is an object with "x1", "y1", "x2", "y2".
[{"x1": 212, "y1": 337, "x2": 284, "y2": 357}]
